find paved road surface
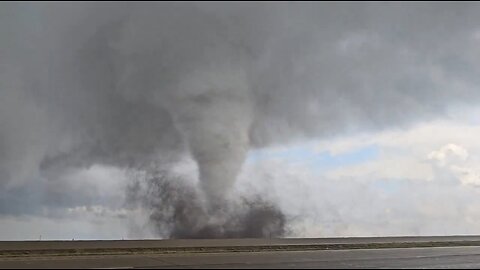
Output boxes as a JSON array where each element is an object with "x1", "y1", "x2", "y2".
[
  {"x1": 4, "y1": 237, "x2": 480, "y2": 269},
  {"x1": 3, "y1": 246, "x2": 480, "y2": 268}
]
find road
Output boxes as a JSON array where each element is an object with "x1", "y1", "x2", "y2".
[
  {"x1": 3, "y1": 237, "x2": 480, "y2": 268},
  {"x1": 4, "y1": 246, "x2": 480, "y2": 268}
]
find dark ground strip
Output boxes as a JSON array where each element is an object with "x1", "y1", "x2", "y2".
[{"x1": 4, "y1": 241, "x2": 480, "y2": 258}]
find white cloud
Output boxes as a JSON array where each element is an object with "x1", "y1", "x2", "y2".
[
  {"x1": 313, "y1": 105, "x2": 480, "y2": 185},
  {"x1": 428, "y1": 143, "x2": 469, "y2": 167},
  {"x1": 236, "y1": 110, "x2": 480, "y2": 237},
  {"x1": 325, "y1": 156, "x2": 435, "y2": 182}
]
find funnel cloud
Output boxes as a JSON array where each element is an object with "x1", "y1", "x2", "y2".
[{"x1": 2, "y1": 2, "x2": 480, "y2": 239}]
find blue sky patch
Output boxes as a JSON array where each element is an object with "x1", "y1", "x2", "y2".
[{"x1": 247, "y1": 143, "x2": 379, "y2": 171}]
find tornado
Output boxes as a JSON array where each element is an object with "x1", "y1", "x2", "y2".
[
  {"x1": 4, "y1": 2, "x2": 480, "y2": 239},
  {"x1": 167, "y1": 68, "x2": 253, "y2": 211}
]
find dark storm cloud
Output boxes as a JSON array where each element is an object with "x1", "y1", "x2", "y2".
[{"x1": 1, "y1": 2, "x2": 480, "y2": 238}]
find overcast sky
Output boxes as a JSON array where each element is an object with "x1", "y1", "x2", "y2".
[{"x1": 2, "y1": 2, "x2": 480, "y2": 240}]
